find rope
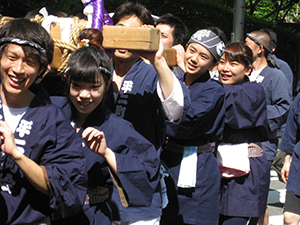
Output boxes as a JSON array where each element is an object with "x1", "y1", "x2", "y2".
[
  {"x1": 53, "y1": 39, "x2": 79, "y2": 73},
  {"x1": 0, "y1": 16, "x2": 14, "y2": 27},
  {"x1": 30, "y1": 14, "x2": 44, "y2": 24}
]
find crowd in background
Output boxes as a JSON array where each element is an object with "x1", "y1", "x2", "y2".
[{"x1": 0, "y1": 2, "x2": 299, "y2": 225}]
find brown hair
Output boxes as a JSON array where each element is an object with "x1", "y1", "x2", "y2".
[
  {"x1": 223, "y1": 42, "x2": 253, "y2": 68},
  {"x1": 78, "y1": 28, "x2": 104, "y2": 51}
]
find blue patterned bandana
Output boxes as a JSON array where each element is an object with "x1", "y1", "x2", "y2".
[{"x1": 187, "y1": 29, "x2": 225, "y2": 61}]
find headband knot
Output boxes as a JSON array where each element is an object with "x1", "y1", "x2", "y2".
[
  {"x1": 246, "y1": 33, "x2": 280, "y2": 69},
  {"x1": 187, "y1": 29, "x2": 225, "y2": 61}
]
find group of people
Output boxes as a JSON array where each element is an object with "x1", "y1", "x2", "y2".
[{"x1": 0, "y1": 1, "x2": 299, "y2": 225}]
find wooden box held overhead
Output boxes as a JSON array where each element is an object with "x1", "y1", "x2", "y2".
[
  {"x1": 50, "y1": 23, "x2": 62, "y2": 70},
  {"x1": 162, "y1": 48, "x2": 177, "y2": 67},
  {"x1": 102, "y1": 25, "x2": 160, "y2": 51}
]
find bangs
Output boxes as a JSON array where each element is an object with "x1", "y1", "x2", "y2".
[
  {"x1": 66, "y1": 53, "x2": 101, "y2": 84},
  {"x1": 67, "y1": 65, "x2": 99, "y2": 84},
  {"x1": 224, "y1": 48, "x2": 244, "y2": 64},
  {"x1": 223, "y1": 42, "x2": 253, "y2": 67}
]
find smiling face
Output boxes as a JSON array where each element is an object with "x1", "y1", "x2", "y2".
[
  {"x1": 185, "y1": 42, "x2": 215, "y2": 78},
  {"x1": 69, "y1": 74, "x2": 106, "y2": 120},
  {"x1": 218, "y1": 56, "x2": 252, "y2": 85},
  {"x1": 218, "y1": 42, "x2": 253, "y2": 85},
  {"x1": 0, "y1": 44, "x2": 41, "y2": 105}
]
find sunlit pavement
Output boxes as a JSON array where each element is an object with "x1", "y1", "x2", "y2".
[{"x1": 268, "y1": 169, "x2": 286, "y2": 225}]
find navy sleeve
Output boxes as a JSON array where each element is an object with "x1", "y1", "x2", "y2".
[
  {"x1": 166, "y1": 80, "x2": 225, "y2": 141},
  {"x1": 266, "y1": 70, "x2": 291, "y2": 131},
  {"x1": 41, "y1": 108, "x2": 87, "y2": 219},
  {"x1": 103, "y1": 115, "x2": 160, "y2": 207},
  {"x1": 280, "y1": 94, "x2": 300, "y2": 155}
]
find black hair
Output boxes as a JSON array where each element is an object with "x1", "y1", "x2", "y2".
[
  {"x1": 155, "y1": 13, "x2": 188, "y2": 46},
  {"x1": 24, "y1": 8, "x2": 43, "y2": 19},
  {"x1": 112, "y1": 2, "x2": 154, "y2": 25},
  {"x1": 0, "y1": 18, "x2": 53, "y2": 74},
  {"x1": 65, "y1": 47, "x2": 111, "y2": 116},
  {"x1": 207, "y1": 26, "x2": 227, "y2": 45}
]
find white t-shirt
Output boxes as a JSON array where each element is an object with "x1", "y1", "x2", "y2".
[{"x1": 2, "y1": 105, "x2": 28, "y2": 132}]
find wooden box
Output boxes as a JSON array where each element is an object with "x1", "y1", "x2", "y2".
[
  {"x1": 50, "y1": 23, "x2": 63, "y2": 70},
  {"x1": 102, "y1": 25, "x2": 160, "y2": 51},
  {"x1": 163, "y1": 48, "x2": 177, "y2": 67}
]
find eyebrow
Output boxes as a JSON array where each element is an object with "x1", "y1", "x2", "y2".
[{"x1": 6, "y1": 50, "x2": 18, "y2": 56}]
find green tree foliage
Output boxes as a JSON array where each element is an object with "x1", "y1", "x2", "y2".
[
  {"x1": 246, "y1": 0, "x2": 300, "y2": 22},
  {"x1": 0, "y1": 0, "x2": 82, "y2": 17}
]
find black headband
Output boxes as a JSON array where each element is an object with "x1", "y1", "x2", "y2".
[
  {"x1": 246, "y1": 33, "x2": 280, "y2": 69},
  {"x1": 0, "y1": 37, "x2": 47, "y2": 55},
  {"x1": 65, "y1": 66, "x2": 111, "y2": 76},
  {"x1": 246, "y1": 33, "x2": 272, "y2": 54}
]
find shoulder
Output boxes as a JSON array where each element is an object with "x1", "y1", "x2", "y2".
[
  {"x1": 208, "y1": 78, "x2": 225, "y2": 93},
  {"x1": 50, "y1": 96, "x2": 67, "y2": 108},
  {"x1": 132, "y1": 59, "x2": 158, "y2": 84},
  {"x1": 275, "y1": 56, "x2": 292, "y2": 72},
  {"x1": 262, "y1": 66, "x2": 288, "y2": 83},
  {"x1": 99, "y1": 110, "x2": 151, "y2": 146},
  {"x1": 33, "y1": 96, "x2": 70, "y2": 125},
  {"x1": 136, "y1": 59, "x2": 157, "y2": 74},
  {"x1": 264, "y1": 65, "x2": 284, "y2": 77},
  {"x1": 98, "y1": 110, "x2": 134, "y2": 132},
  {"x1": 242, "y1": 81, "x2": 265, "y2": 92},
  {"x1": 225, "y1": 82, "x2": 265, "y2": 100},
  {"x1": 292, "y1": 93, "x2": 300, "y2": 110}
]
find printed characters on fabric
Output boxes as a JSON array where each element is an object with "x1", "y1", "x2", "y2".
[
  {"x1": 0, "y1": 98, "x2": 34, "y2": 195},
  {"x1": 115, "y1": 81, "x2": 133, "y2": 118},
  {"x1": 115, "y1": 95, "x2": 128, "y2": 119},
  {"x1": 254, "y1": 75, "x2": 264, "y2": 83},
  {"x1": 0, "y1": 86, "x2": 88, "y2": 224}
]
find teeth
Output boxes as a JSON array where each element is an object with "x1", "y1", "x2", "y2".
[{"x1": 10, "y1": 76, "x2": 25, "y2": 83}]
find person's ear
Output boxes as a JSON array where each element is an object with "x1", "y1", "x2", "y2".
[
  {"x1": 245, "y1": 65, "x2": 253, "y2": 76},
  {"x1": 257, "y1": 45, "x2": 263, "y2": 55},
  {"x1": 106, "y1": 79, "x2": 112, "y2": 91}
]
